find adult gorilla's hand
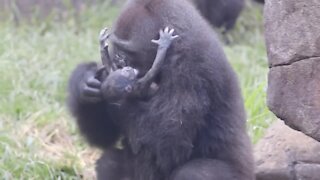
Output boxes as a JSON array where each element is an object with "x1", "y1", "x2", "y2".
[{"x1": 69, "y1": 62, "x2": 104, "y2": 103}]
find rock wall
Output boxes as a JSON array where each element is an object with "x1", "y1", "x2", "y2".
[
  {"x1": 265, "y1": 0, "x2": 320, "y2": 141},
  {"x1": 255, "y1": 120, "x2": 320, "y2": 180},
  {"x1": 258, "y1": 0, "x2": 320, "y2": 178}
]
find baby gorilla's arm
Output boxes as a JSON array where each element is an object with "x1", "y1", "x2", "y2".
[
  {"x1": 100, "y1": 27, "x2": 178, "y2": 101},
  {"x1": 130, "y1": 27, "x2": 178, "y2": 97}
]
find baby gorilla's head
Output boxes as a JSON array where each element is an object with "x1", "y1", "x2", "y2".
[{"x1": 101, "y1": 66, "x2": 138, "y2": 102}]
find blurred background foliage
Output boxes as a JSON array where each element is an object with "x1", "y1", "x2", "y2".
[{"x1": 0, "y1": 0, "x2": 274, "y2": 179}]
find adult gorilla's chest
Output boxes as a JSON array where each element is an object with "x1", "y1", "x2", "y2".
[{"x1": 119, "y1": 94, "x2": 166, "y2": 153}]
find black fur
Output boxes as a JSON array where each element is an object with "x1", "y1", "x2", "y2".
[
  {"x1": 193, "y1": 0, "x2": 245, "y2": 32},
  {"x1": 67, "y1": 62, "x2": 121, "y2": 149},
  {"x1": 67, "y1": 0, "x2": 254, "y2": 179},
  {"x1": 253, "y1": 0, "x2": 264, "y2": 4}
]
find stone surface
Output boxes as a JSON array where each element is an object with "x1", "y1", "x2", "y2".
[
  {"x1": 267, "y1": 58, "x2": 320, "y2": 141},
  {"x1": 264, "y1": 0, "x2": 320, "y2": 67},
  {"x1": 255, "y1": 120, "x2": 320, "y2": 180},
  {"x1": 265, "y1": 0, "x2": 320, "y2": 141},
  {"x1": 295, "y1": 164, "x2": 320, "y2": 180}
]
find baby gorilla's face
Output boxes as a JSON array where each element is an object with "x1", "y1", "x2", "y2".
[
  {"x1": 101, "y1": 66, "x2": 139, "y2": 102},
  {"x1": 115, "y1": 67, "x2": 139, "y2": 92}
]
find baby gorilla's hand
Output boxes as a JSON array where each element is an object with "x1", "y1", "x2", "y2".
[{"x1": 151, "y1": 27, "x2": 179, "y2": 49}]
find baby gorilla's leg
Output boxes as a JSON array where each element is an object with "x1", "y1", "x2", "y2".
[{"x1": 99, "y1": 27, "x2": 117, "y2": 72}]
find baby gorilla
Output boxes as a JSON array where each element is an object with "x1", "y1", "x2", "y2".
[{"x1": 98, "y1": 27, "x2": 178, "y2": 102}]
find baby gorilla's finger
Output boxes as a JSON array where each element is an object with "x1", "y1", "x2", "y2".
[
  {"x1": 169, "y1": 28, "x2": 174, "y2": 34},
  {"x1": 99, "y1": 27, "x2": 110, "y2": 44},
  {"x1": 87, "y1": 76, "x2": 101, "y2": 88},
  {"x1": 99, "y1": 27, "x2": 108, "y2": 38},
  {"x1": 164, "y1": 27, "x2": 169, "y2": 33},
  {"x1": 171, "y1": 35, "x2": 179, "y2": 39},
  {"x1": 159, "y1": 29, "x2": 164, "y2": 36},
  {"x1": 151, "y1": 39, "x2": 160, "y2": 44}
]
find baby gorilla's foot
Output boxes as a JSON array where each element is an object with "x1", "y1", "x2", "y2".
[{"x1": 99, "y1": 27, "x2": 110, "y2": 50}]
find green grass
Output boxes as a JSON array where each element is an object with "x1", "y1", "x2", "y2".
[
  {"x1": 0, "y1": 2, "x2": 274, "y2": 179},
  {"x1": 226, "y1": 2, "x2": 275, "y2": 143}
]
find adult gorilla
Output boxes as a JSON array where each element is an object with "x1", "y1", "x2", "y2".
[
  {"x1": 67, "y1": 0, "x2": 254, "y2": 179},
  {"x1": 193, "y1": 0, "x2": 245, "y2": 32}
]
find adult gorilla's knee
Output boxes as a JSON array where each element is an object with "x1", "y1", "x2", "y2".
[
  {"x1": 171, "y1": 159, "x2": 237, "y2": 180},
  {"x1": 96, "y1": 149, "x2": 127, "y2": 180}
]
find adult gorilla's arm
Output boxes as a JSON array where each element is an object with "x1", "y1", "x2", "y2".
[{"x1": 67, "y1": 62, "x2": 121, "y2": 149}]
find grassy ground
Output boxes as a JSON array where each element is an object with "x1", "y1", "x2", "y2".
[{"x1": 0, "y1": 2, "x2": 274, "y2": 179}]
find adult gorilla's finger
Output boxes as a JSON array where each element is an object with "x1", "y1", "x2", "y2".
[
  {"x1": 87, "y1": 76, "x2": 101, "y2": 88},
  {"x1": 83, "y1": 86, "x2": 101, "y2": 97},
  {"x1": 84, "y1": 97, "x2": 102, "y2": 103}
]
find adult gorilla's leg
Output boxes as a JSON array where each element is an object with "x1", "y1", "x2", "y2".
[
  {"x1": 96, "y1": 148, "x2": 132, "y2": 180},
  {"x1": 171, "y1": 159, "x2": 238, "y2": 180}
]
